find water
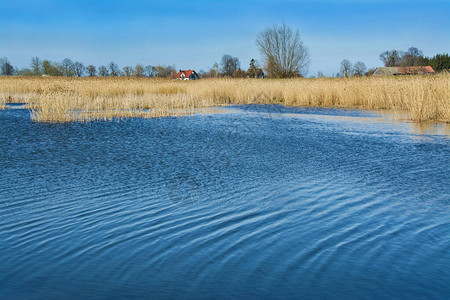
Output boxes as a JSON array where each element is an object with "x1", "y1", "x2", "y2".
[{"x1": 1, "y1": 105, "x2": 449, "y2": 299}]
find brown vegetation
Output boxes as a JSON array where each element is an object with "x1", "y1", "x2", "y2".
[{"x1": 0, "y1": 75, "x2": 449, "y2": 122}]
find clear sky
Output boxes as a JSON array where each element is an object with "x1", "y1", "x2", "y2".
[{"x1": 1, "y1": 0, "x2": 449, "y2": 76}]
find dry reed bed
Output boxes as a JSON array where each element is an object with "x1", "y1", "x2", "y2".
[{"x1": 0, "y1": 75, "x2": 449, "y2": 122}]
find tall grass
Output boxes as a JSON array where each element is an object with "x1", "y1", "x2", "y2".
[{"x1": 1, "y1": 75, "x2": 448, "y2": 122}]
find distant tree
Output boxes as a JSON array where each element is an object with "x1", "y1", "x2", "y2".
[
  {"x1": 61, "y1": 58, "x2": 75, "y2": 77},
  {"x1": 213, "y1": 62, "x2": 219, "y2": 74},
  {"x1": 154, "y1": 66, "x2": 165, "y2": 78},
  {"x1": 98, "y1": 65, "x2": 109, "y2": 77},
  {"x1": 379, "y1": 47, "x2": 427, "y2": 67},
  {"x1": 122, "y1": 66, "x2": 133, "y2": 77},
  {"x1": 166, "y1": 65, "x2": 176, "y2": 77},
  {"x1": 154, "y1": 65, "x2": 176, "y2": 78},
  {"x1": 134, "y1": 64, "x2": 144, "y2": 77},
  {"x1": 233, "y1": 68, "x2": 247, "y2": 78},
  {"x1": 16, "y1": 68, "x2": 34, "y2": 76},
  {"x1": 0, "y1": 57, "x2": 14, "y2": 76},
  {"x1": 197, "y1": 70, "x2": 207, "y2": 78},
  {"x1": 435, "y1": 53, "x2": 450, "y2": 71},
  {"x1": 379, "y1": 50, "x2": 404, "y2": 67},
  {"x1": 86, "y1": 65, "x2": 96, "y2": 77},
  {"x1": 207, "y1": 67, "x2": 217, "y2": 78},
  {"x1": 248, "y1": 58, "x2": 257, "y2": 78},
  {"x1": 144, "y1": 65, "x2": 156, "y2": 77},
  {"x1": 340, "y1": 59, "x2": 353, "y2": 77},
  {"x1": 54, "y1": 63, "x2": 65, "y2": 76},
  {"x1": 256, "y1": 23, "x2": 310, "y2": 78},
  {"x1": 402, "y1": 47, "x2": 424, "y2": 66},
  {"x1": 31, "y1": 57, "x2": 42, "y2": 75},
  {"x1": 108, "y1": 61, "x2": 119, "y2": 76},
  {"x1": 353, "y1": 61, "x2": 367, "y2": 77},
  {"x1": 365, "y1": 68, "x2": 376, "y2": 76},
  {"x1": 41, "y1": 60, "x2": 62, "y2": 76},
  {"x1": 220, "y1": 54, "x2": 240, "y2": 77},
  {"x1": 423, "y1": 53, "x2": 450, "y2": 72},
  {"x1": 316, "y1": 71, "x2": 325, "y2": 78},
  {"x1": 42, "y1": 60, "x2": 53, "y2": 75},
  {"x1": 208, "y1": 62, "x2": 219, "y2": 78},
  {"x1": 73, "y1": 61, "x2": 85, "y2": 77}
]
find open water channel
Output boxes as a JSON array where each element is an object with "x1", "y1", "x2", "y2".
[{"x1": 1, "y1": 105, "x2": 449, "y2": 299}]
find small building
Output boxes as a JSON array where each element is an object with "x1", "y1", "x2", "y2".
[
  {"x1": 170, "y1": 69, "x2": 199, "y2": 80},
  {"x1": 373, "y1": 66, "x2": 435, "y2": 76}
]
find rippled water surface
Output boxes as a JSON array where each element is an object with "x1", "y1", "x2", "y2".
[{"x1": 1, "y1": 105, "x2": 449, "y2": 299}]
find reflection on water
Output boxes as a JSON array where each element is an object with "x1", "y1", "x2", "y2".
[
  {"x1": 1, "y1": 105, "x2": 449, "y2": 299},
  {"x1": 410, "y1": 121, "x2": 450, "y2": 136}
]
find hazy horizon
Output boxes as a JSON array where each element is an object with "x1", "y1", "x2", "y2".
[{"x1": 1, "y1": 0, "x2": 449, "y2": 76}]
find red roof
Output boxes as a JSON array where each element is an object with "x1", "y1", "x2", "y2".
[
  {"x1": 170, "y1": 69, "x2": 196, "y2": 79},
  {"x1": 398, "y1": 66, "x2": 435, "y2": 74}
]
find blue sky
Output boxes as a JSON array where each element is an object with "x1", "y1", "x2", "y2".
[{"x1": 1, "y1": 0, "x2": 449, "y2": 76}]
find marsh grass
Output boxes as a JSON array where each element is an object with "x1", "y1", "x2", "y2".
[{"x1": 1, "y1": 75, "x2": 448, "y2": 122}]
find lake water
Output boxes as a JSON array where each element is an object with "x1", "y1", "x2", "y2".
[{"x1": 1, "y1": 105, "x2": 449, "y2": 299}]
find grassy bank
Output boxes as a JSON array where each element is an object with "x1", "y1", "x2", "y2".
[{"x1": 1, "y1": 75, "x2": 449, "y2": 122}]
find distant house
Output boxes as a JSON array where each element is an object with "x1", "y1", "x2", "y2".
[
  {"x1": 170, "y1": 69, "x2": 199, "y2": 80},
  {"x1": 373, "y1": 66, "x2": 435, "y2": 76}
]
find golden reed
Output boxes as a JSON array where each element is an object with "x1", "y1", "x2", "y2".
[{"x1": 0, "y1": 74, "x2": 448, "y2": 122}]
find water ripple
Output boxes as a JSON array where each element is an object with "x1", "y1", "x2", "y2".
[{"x1": 1, "y1": 106, "x2": 449, "y2": 299}]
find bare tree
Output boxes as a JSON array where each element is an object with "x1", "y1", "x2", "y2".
[
  {"x1": 122, "y1": 66, "x2": 133, "y2": 77},
  {"x1": 0, "y1": 57, "x2": 14, "y2": 76},
  {"x1": 42, "y1": 60, "x2": 53, "y2": 76},
  {"x1": 256, "y1": 23, "x2": 310, "y2": 78},
  {"x1": 73, "y1": 61, "x2": 85, "y2": 77},
  {"x1": 86, "y1": 65, "x2": 96, "y2": 77},
  {"x1": 154, "y1": 65, "x2": 176, "y2": 78},
  {"x1": 353, "y1": 61, "x2": 367, "y2": 77},
  {"x1": 379, "y1": 50, "x2": 404, "y2": 67},
  {"x1": 144, "y1": 65, "x2": 156, "y2": 77},
  {"x1": 62, "y1": 58, "x2": 75, "y2": 77},
  {"x1": 403, "y1": 47, "x2": 424, "y2": 66},
  {"x1": 316, "y1": 71, "x2": 325, "y2": 78},
  {"x1": 208, "y1": 62, "x2": 219, "y2": 78},
  {"x1": 197, "y1": 70, "x2": 207, "y2": 78},
  {"x1": 340, "y1": 59, "x2": 353, "y2": 77},
  {"x1": 134, "y1": 64, "x2": 144, "y2": 77},
  {"x1": 108, "y1": 61, "x2": 119, "y2": 76},
  {"x1": 220, "y1": 54, "x2": 240, "y2": 77},
  {"x1": 31, "y1": 57, "x2": 42, "y2": 76},
  {"x1": 41, "y1": 60, "x2": 62, "y2": 76},
  {"x1": 380, "y1": 47, "x2": 425, "y2": 67},
  {"x1": 98, "y1": 65, "x2": 109, "y2": 77},
  {"x1": 233, "y1": 69, "x2": 247, "y2": 78}
]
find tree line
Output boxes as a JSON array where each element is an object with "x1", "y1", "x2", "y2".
[
  {"x1": 379, "y1": 47, "x2": 449, "y2": 72},
  {"x1": 331, "y1": 47, "x2": 449, "y2": 78},
  {"x1": 0, "y1": 55, "x2": 267, "y2": 79},
  {"x1": 0, "y1": 57, "x2": 178, "y2": 78}
]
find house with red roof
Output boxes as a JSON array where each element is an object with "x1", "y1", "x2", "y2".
[
  {"x1": 170, "y1": 69, "x2": 200, "y2": 80},
  {"x1": 398, "y1": 66, "x2": 435, "y2": 75},
  {"x1": 373, "y1": 66, "x2": 435, "y2": 76}
]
